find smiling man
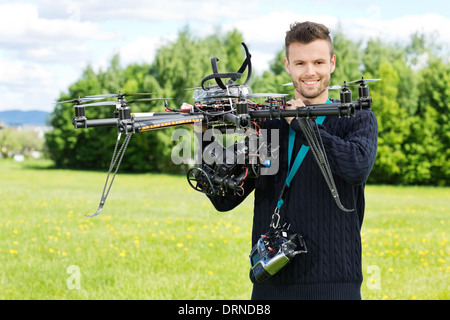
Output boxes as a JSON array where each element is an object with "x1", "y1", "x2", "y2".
[
  {"x1": 283, "y1": 21, "x2": 336, "y2": 120},
  {"x1": 206, "y1": 21, "x2": 378, "y2": 300}
]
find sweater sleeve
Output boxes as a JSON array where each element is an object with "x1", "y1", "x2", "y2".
[{"x1": 290, "y1": 109, "x2": 378, "y2": 185}]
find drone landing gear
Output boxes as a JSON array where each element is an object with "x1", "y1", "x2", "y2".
[
  {"x1": 187, "y1": 167, "x2": 215, "y2": 195},
  {"x1": 86, "y1": 132, "x2": 132, "y2": 217}
]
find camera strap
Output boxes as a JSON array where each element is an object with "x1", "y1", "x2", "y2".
[{"x1": 270, "y1": 99, "x2": 329, "y2": 229}]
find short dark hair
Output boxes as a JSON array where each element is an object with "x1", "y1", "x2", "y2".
[{"x1": 285, "y1": 21, "x2": 334, "y2": 59}]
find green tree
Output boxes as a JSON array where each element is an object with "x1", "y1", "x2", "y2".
[
  {"x1": 412, "y1": 56, "x2": 450, "y2": 185},
  {"x1": 365, "y1": 62, "x2": 411, "y2": 184}
]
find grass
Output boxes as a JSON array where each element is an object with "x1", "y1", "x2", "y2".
[{"x1": 0, "y1": 159, "x2": 448, "y2": 300}]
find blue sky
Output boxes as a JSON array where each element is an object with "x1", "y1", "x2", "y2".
[{"x1": 0, "y1": 0, "x2": 449, "y2": 112}]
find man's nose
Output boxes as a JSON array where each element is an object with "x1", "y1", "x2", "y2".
[{"x1": 303, "y1": 63, "x2": 316, "y2": 76}]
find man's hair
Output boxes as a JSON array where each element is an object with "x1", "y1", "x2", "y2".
[{"x1": 285, "y1": 21, "x2": 334, "y2": 59}]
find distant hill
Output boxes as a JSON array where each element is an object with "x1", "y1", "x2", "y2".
[{"x1": 0, "y1": 110, "x2": 50, "y2": 126}]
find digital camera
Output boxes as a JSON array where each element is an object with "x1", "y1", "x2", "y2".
[{"x1": 249, "y1": 227, "x2": 307, "y2": 283}]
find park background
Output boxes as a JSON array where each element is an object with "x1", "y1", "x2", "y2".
[{"x1": 0, "y1": 0, "x2": 448, "y2": 300}]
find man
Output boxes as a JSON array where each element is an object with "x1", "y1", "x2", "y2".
[{"x1": 205, "y1": 21, "x2": 378, "y2": 300}]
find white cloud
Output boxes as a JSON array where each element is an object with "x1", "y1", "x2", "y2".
[
  {"x1": 351, "y1": 13, "x2": 450, "y2": 45},
  {"x1": 0, "y1": 2, "x2": 117, "y2": 64},
  {"x1": 118, "y1": 35, "x2": 176, "y2": 67},
  {"x1": 0, "y1": 59, "x2": 60, "y2": 111},
  {"x1": 0, "y1": 2, "x2": 116, "y2": 42},
  {"x1": 32, "y1": 0, "x2": 264, "y2": 23},
  {"x1": 0, "y1": 59, "x2": 52, "y2": 89}
]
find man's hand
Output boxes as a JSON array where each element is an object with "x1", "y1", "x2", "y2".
[{"x1": 284, "y1": 99, "x2": 306, "y2": 125}]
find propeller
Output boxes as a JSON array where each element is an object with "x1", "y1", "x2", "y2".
[
  {"x1": 85, "y1": 91, "x2": 154, "y2": 99},
  {"x1": 247, "y1": 93, "x2": 289, "y2": 98},
  {"x1": 348, "y1": 77, "x2": 381, "y2": 85},
  {"x1": 57, "y1": 97, "x2": 103, "y2": 104},
  {"x1": 328, "y1": 84, "x2": 345, "y2": 90},
  {"x1": 328, "y1": 78, "x2": 381, "y2": 90},
  {"x1": 81, "y1": 97, "x2": 173, "y2": 108},
  {"x1": 128, "y1": 98, "x2": 172, "y2": 103}
]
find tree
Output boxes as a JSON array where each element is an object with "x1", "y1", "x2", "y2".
[{"x1": 412, "y1": 56, "x2": 450, "y2": 185}]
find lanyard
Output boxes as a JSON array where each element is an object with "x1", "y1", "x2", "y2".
[{"x1": 273, "y1": 99, "x2": 330, "y2": 224}]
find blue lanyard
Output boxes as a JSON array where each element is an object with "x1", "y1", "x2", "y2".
[{"x1": 276, "y1": 99, "x2": 330, "y2": 211}]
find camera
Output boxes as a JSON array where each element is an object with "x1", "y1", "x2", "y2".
[{"x1": 249, "y1": 227, "x2": 307, "y2": 283}]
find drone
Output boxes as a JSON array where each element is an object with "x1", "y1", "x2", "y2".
[{"x1": 60, "y1": 42, "x2": 380, "y2": 217}]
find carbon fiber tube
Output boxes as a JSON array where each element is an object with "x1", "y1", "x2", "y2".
[{"x1": 249, "y1": 103, "x2": 360, "y2": 119}]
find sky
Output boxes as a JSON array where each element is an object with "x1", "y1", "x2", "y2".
[{"x1": 0, "y1": 0, "x2": 449, "y2": 113}]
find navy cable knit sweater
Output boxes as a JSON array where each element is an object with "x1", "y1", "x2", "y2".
[{"x1": 207, "y1": 108, "x2": 378, "y2": 300}]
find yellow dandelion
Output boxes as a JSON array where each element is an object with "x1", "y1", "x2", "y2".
[
  {"x1": 177, "y1": 243, "x2": 184, "y2": 248},
  {"x1": 49, "y1": 248, "x2": 54, "y2": 253},
  {"x1": 13, "y1": 229, "x2": 18, "y2": 234},
  {"x1": 120, "y1": 250, "x2": 126, "y2": 257},
  {"x1": 9, "y1": 249, "x2": 18, "y2": 254},
  {"x1": 208, "y1": 271, "x2": 214, "y2": 276},
  {"x1": 208, "y1": 242, "x2": 214, "y2": 247}
]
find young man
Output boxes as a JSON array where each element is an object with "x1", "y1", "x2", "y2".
[{"x1": 206, "y1": 21, "x2": 378, "y2": 300}]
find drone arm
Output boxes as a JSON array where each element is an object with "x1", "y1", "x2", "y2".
[
  {"x1": 73, "y1": 118, "x2": 119, "y2": 130},
  {"x1": 133, "y1": 114, "x2": 204, "y2": 132},
  {"x1": 248, "y1": 102, "x2": 357, "y2": 120}
]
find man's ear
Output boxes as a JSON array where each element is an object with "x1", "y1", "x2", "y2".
[
  {"x1": 284, "y1": 58, "x2": 291, "y2": 74},
  {"x1": 330, "y1": 55, "x2": 336, "y2": 74}
]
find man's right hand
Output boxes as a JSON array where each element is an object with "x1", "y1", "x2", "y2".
[{"x1": 284, "y1": 99, "x2": 306, "y2": 125}]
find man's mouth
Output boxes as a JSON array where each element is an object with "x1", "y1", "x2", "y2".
[{"x1": 302, "y1": 80, "x2": 320, "y2": 86}]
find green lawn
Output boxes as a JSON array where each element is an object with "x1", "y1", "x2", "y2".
[{"x1": 0, "y1": 159, "x2": 448, "y2": 300}]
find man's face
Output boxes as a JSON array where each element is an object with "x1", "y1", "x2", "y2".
[{"x1": 284, "y1": 39, "x2": 336, "y2": 103}]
